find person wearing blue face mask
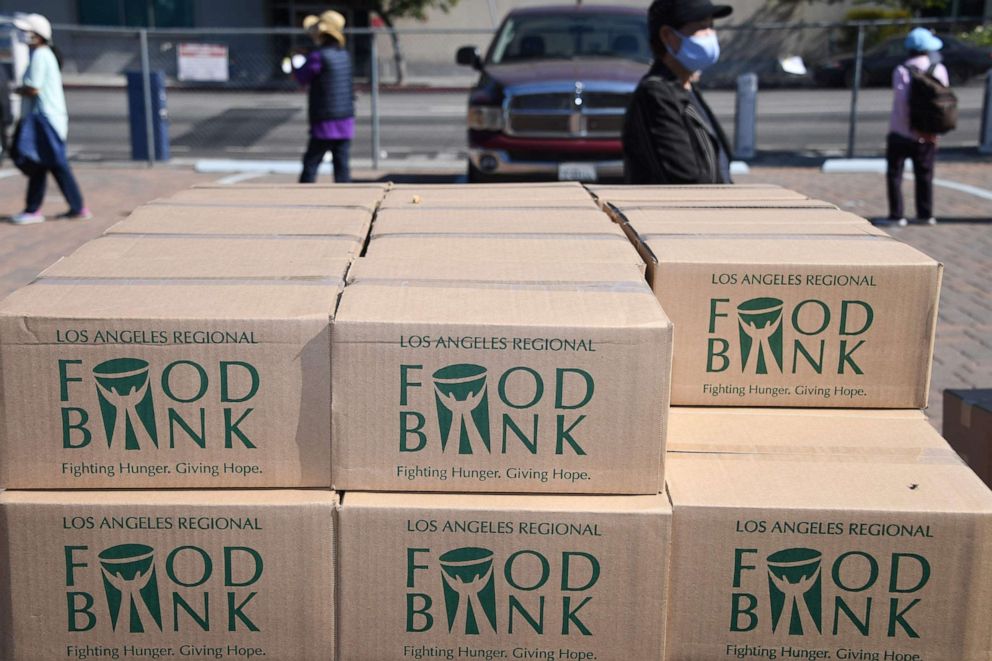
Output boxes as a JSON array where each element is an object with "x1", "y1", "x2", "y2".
[{"x1": 622, "y1": 0, "x2": 733, "y2": 184}]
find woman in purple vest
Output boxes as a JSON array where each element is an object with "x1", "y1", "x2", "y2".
[{"x1": 292, "y1": 10, "x2": 355, "y2": 183}]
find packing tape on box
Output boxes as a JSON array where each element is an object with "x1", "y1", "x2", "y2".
[
  {"x1": 345, "y1": 277, "x2": 651, "y2": 294},
  {"x1": 640, "y1": 233, "x2": 894, "y2": 241},
  {"x1": 670, "y1": 447, "x2": 964, "y2": 465},
  {"x1": 107, "y1": 231, "x2": 366, "y2": 241},
  {"x1": 34, "y1": 276, "x2": 346, "y2": 287},
  {"x1": 369, "y1": 232, "x2": 632, "y2": 241},
  {"x1": 147, "y1": 201, "x2": 376, "y2": 210}
]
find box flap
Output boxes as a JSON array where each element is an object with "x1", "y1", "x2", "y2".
[
  {"x1": 365, "y1": 235, "x2": 644, "y2": 267},
  {"x1": 107, "y1": 204, "x2": 372, "y2": 237},
  {"x1": 347, "y1": 258, "x2": 647, "y2": 285},
  {"x1": 649, "y1": 235, "x2": 938, "y2": 266},
  {"x1": 40, "y1": 236, "x2": 355, "y2": 280}
]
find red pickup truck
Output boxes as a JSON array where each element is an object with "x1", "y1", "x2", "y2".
[{"x1": 456, "y1": 5, "x2": 650, "y2": 183}]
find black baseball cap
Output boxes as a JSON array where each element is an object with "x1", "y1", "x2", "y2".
[{"x1": 648, "y1": 0, "x2": 733, "y2": 34}]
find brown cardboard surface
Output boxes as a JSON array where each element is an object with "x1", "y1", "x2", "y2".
[
  {"x1": 331, "y1": 279, "x2": 672, "y2": 493},
  {"x1": 380, "y1": 184, "x2": 598, "y2": 209},
  {"x1": 337, "y1": 491, "x2": 670, "y2": 661},
  {"x1": 40, "y1": 236, "x2": 355, "y2": 280},
  {"x1": 645, "y1": 236, "x2": 941, "y2": 407},
  {"x1": 632, "y1": 221, "x2": 889, "y2": 238},
  {"x1": 162, "y1": 185, "x2": 384, "y2": 209},
  {"x1": 347, "y1": 258, "x2": 648, "y2": 286},
  {"x1": 943, "y1": 389, "x2": 992, "y2": 487},
  {"x1": 364, "y1": 235, "x2": 646, "y2": 270},
  {"x1": 106, "y1": 204, "x2": 373, "y2": 239},
  {"x1": 591, "y1": 184, "x2": 809, "y2": 206},
  {"x1": 374, "y1": 207, "x2": 614, "y2": 226},
  {"x1": 619, "y1": 206, "x2": 874, "y2": 226},
  {"x1": 668, "y1": 407, "x2": 953, "y2": 458},
  {"x1": 0, "y1": 490, "x2": 337, "y2": 660},
  {"x1": 0, "y1": 280, "x2": 338, "y2": 488},
  {"x1": 664, "y1": 452, "x2": 992, "y2": 660},
  {"x1": 370, "y1": 213, "x2": 622, "y2": 238}
]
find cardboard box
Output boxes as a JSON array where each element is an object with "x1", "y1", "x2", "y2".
[
  {"x1": 373, "y1": 207, "x2": 615, "y2": 230},
  {"x1": 347, "y1": 258, "x2": 648, "y2": 287},
  {"x1": 380, "y1": 183, "x2": 599, "y2": 210},
  {"x1": 106, "y1": 204, "x2": 373, "y2": 240},
  {"x1": 641, "y1": 235, "x2": 941, "y2": 407},
  {"x1": 590, "y1": 184, "x2": 810, "y2": 206},
  {"x1": 626, "y1": 221, "x2": 889, "y2": 240},
  {"x1": 944, "y1": 389, "x2": 992, "y2": 487},
  {"x1": 601, "y1": 199, "x2": 839, "y2": 223},
  {"x1": 0, "y1": 279, "x2": 339, "y2": 488},
  {"x1": 667, "y1": 407, "x2": 952, "y2": 457},
  {"x1": 371, "y1": 216, "x2": 628, "y2": 239},
  {"x1": 364, "y1": 235, "x2": 646, "y2": 271},
  {"x1": 162, "y1": 185, "x2": 385, "y2": 210},
  {"x1": 331, "y1": 275, "x2": 672, "y2": 493},
  {"x1": 337, "y1": 491, "x2": 671, "y2": 661},
  {"x1": 41, "y1": 236, "x2": 357, "y2": 280},
  {"x1": 0, "y1": 490, "x2": 337, "y2": 660},
  {"x1": 664, "y1": 451, "x2": 992, "y2": 660},
  {"x1": 618, "y1": 206, "x2": 874, "y2": 227}
]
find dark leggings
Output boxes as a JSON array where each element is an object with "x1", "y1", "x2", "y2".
[{"x1": 885, "y1": 132, "x2": 936, "y2": 220}]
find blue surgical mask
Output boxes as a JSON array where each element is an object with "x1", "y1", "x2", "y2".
[{"x1": 667, "y1": 30, "x2": 720, "y2": 73}]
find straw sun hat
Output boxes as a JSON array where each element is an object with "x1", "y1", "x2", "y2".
[{"x1": 304, "y1": 10, "x2": 346, "y2": 46}]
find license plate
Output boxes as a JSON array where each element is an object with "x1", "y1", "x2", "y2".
[{"x1": 558, "y1": 162, "x2": 597, "y2": 182}]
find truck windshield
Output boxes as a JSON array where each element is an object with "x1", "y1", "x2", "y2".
[{"x1": 489, "y1": 13, "x2": 651, "y2": 64}]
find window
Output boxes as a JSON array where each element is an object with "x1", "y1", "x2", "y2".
[{"x1": 78, "y1": 0, "x2": 194, "y2": 28}]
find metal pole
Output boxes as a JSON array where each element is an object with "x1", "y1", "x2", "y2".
[
  {"x1": 370, "y1": 33, "x2": 380, "y2": 170},
  {"x1": 846, "y1": 25, "x2": 865, "y2": 159},
  {"x1": 734, "y1": 73, "x2": 758, "y2": 160},
  {"x1": 139, "y1": 28, "x2": 155, "y2": 167},
  {"x1": 980, "y1": 70, "x2": 992, "y2": 155}
]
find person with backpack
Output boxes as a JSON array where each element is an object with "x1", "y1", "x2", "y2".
[
  {"x1": 8, "y1": 13, "x2": 90, "y2": 224},
  {"x1": 884, "y1": 27, "x2": 955, "y2": 226}
]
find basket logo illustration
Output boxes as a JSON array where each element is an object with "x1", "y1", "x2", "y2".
[
  {"x1": 98, "y1": 543, "x2": 163, "y2": 633},
  {"x1": 737, "y1": 298, "x2": 785, "y2": 374},
  {"x1": 766, "y1": 548, "x2": 823, "y2": 636},
  {"x1": 93, "y1": 358, "x2": 159, "y2": 450},
  {"x1": 432, "y1": 364, "x2": 491, "y2": 454},
  {"x1": 439, "y1": 547, "x2": 498, "y2": 634}
]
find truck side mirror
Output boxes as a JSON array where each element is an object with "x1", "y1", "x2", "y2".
[{"x1": 456, "y1": 46, "x2": 482, "y2": 70}]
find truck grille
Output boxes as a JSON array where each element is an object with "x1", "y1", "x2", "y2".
[{"x1": 505, "y1": 85, "x2": 631, "y2": 139}]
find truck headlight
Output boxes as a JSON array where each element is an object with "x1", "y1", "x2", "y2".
[{"x1": 467, "y1": 105, "x2": 504, "y2": 131}]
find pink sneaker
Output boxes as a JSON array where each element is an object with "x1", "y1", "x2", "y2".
[{"x1": 9, "y1": 211, "x2": 45, "y2": 225}]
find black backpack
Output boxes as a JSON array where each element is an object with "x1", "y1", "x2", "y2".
[{"x1": 908, "y1": 63, "x2": 958, "y2": 134}]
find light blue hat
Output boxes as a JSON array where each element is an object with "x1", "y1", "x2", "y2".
[{"x1": 905, "y1": 27, "x2": 943, "y2": 52}]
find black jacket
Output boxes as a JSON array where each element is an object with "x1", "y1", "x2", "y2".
[
  {"x1": 0, "y1": 64, "x2": 11, "y2": 159},
  {"x1": 622, "y1": 61, "x2": 733, "y2": 185},
  {"x1": 308, "y1": 46, "x2": 355, "y2": 124}
]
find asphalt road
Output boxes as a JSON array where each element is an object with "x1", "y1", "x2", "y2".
[{"x1": 62, "y1": 83, "x2": 988, "y2": 164}]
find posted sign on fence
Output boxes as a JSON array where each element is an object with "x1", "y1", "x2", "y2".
[{"x1": 177, "y1": 43, "x2": 229, "y2": 82}]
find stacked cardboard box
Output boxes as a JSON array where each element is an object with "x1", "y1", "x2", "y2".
[
  {"x1": 0, "y1": 183, "x2": 387, "y2": 659},
  {"x1": 2, "y1": 182, "x2": 990, "y2": 661}
]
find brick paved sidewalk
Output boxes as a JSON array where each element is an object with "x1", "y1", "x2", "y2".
[{"x1": 2, "y1": 160, "x2": 991, "y2": 431}]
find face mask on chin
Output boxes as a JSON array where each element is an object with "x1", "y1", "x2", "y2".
[{"x1": 667, "y1": 30, "x2": 721, "y2": 73}]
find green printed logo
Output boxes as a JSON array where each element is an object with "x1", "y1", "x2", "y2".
[
  {"x1": 94, "y1": 359, "x2": 159, "y2": 451},
  {"x1": 406, "y1": 547, "x2": 600, "y2": 636},
  {"x1": 433, "y1": 366, "x2": 492, "y2": 455},
  {"x1": 65, "y1": 543, "x2": 264, "y2": 634},
  {"x1": 707, "y1": 298, "x2": 874, "y2": 376},
  {"x1": 58, "y1": 358, "x2": 260, "y2": 452},
  {"x1": 439, "y1": 547, "x2": 498, "y2": 634},
  {"x1": 737, "y1": 298, "x2": 785, "y2": 375},
  {"x1": 730, "y1": 547, "x2": 930, "y2": 639},
  {"x1": 766, "y1": 548, "x2": 823, "y2": 635},
  {"x1": 400, "y1": 364, "x2": 595, "y2": 457},
  {"x1": 98, "y1": 544, "x2": 163, "y2": 632}
]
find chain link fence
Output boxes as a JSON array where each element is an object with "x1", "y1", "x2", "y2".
[{"x1": 7, "y1": 18, "x2": 990, "y2": 165}]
